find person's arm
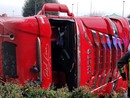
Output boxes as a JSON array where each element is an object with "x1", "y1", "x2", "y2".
[
  {"x1": 117, "y1": 51, "x2": 130, "y2": 80},
  {"x1": 118, "y1": 51, "x2": 129, "y2": 68}
]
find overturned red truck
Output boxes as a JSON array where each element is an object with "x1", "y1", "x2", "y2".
[{"x1": 0, "y1": 3, "x2": 129, "y2": 94}]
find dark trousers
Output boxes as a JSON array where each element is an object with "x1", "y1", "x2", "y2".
[{"x1": 128, "y1": 87, "x2": 130, "y2": 97}]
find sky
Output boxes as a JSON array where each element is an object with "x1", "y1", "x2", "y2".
[
  {"x1": 0, "y1": 0, "x2": 130, "y2": 17},
  {"x1": 0, "y1": 0, "x2": 24, "y2": 16}
]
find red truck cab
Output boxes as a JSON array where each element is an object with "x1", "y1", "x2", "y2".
[{"x1": 0, "y1": 3, "x2": 129, "y2": 94}]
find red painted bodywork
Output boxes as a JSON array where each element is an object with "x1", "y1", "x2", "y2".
[{"x1": 0, "y1": 3, "x2": 129, "y2": 94}]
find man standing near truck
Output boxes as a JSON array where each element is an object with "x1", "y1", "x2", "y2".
[{"x1": 117, "y1": 50, "x2": 130, "y2": 98}]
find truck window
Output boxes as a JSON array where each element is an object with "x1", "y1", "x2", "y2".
[{"x1": 2, "y1": 41, "x2": 18, "y2": 78}]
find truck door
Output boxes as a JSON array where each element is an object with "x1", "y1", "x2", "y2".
[
  {"x1": 36, "y1": 3, "x2": 75, "y2": 89},
  {"x1": 35, "y1": 16, "x2": 52, "y2": 88}
]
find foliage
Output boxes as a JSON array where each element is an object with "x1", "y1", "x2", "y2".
[
  {"x1": 46, "y1": 87, "x2": 71, "y2": 98},
  {"x1": 22, "y1": 0, "x2": 59, "y2": 17},
  {"x1": 0, "y1": 83, "x2": 23, "y2": 98},
  {"x1": 104, "y1": 91, "x2": 124, "y2": 98},
  {"x1": 70, "y1": 86, "x2": 98, "y2": 98},
  {"x1": 0, "y1": 83, "x2": 126, "y2": 98},
  {"x1": 22, "y1": 84, "x2": 46, "y2": 98},
  {"x1": 22, "y1": 0, "x2": 36, "y2": 17}
]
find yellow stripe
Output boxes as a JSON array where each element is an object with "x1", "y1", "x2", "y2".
[{"x1": 119, "y1": 67, "x2": 124, "y2": 73}]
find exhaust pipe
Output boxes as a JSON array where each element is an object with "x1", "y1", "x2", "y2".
[{"x1": 37, "y1": 37, "x2": 42, "y2": 84}]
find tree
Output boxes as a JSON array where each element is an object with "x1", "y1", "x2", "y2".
[{"x1": 22, "y1": 0, "x2": 58, "y2": 17}]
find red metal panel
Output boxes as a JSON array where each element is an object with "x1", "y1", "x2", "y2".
[
  {"x1": 111, "y1": 36, "x2": 118, "y2": 80},
  {"x1": 103, "y1": 34, "x2": 111, "y2": 84},
  {"x1": 91, "y1": 30, "x2": 100, "y2": 75},
  {"x1": 35, "y1": 16, "x2": 52, "y2": 88},
  {"x1": 91, "y1": 81, "x2": 113, "y2": 94},
  {"x1": 103, "y1": 17, "x2": 114, "y2": 35},
  {"x1": 81, "y1": 17, "x2": 108, "y2": 34},
  {"x1": 38, "y1": 3, "x2": 74, "y2": 17},
  {"x1": 115, "y1": 77, "x2": 124, "y2": 92},
  {"x1": 1, "y1": 16, "x2": 39, "y2": 84},
  {"x1": 0, "y1": 16, "x2": 52, "y2": 89},
  {"x1": 111, "y1": 17, "x2": 130, "y2": 51},
  {"x1": 117, "y1": 38, "x2": 122, "y2": 62},
  {"x1": 111, "y1": 19, "x2": 125, "y2": 39},
  {"x1": 74, "y1": 18, "x2": 94, "y2": 87},
  {"x1": 85, "y1": 29, "x2": 99, "y2": 88},
  {"x1": 98, "y1": 33, "x2": 107, "y2": 86},
  {"x1": 91, "y1": 30, "x2": 100, "y2": 89}
]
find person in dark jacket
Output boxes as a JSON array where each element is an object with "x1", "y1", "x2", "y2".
[{"x1": 117, "y1": 51, "x2": 130, "y2": 97}]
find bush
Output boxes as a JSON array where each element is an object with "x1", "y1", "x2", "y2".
[
  {"x1": 70, "y1": 86, "x2": 98, "y2": 98},
  {"x1": 0, "y1": 83, "x2": 126, "y2": 98},
  {"x1": 46, "y1": 87, "x2": 71, "y2": 98},
  {"x1": 0, "y1": 83, "x2": 23, "y2": 98},
  {"x1": 22, "y1": 84, "x2": 46, "y2": 98}
]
